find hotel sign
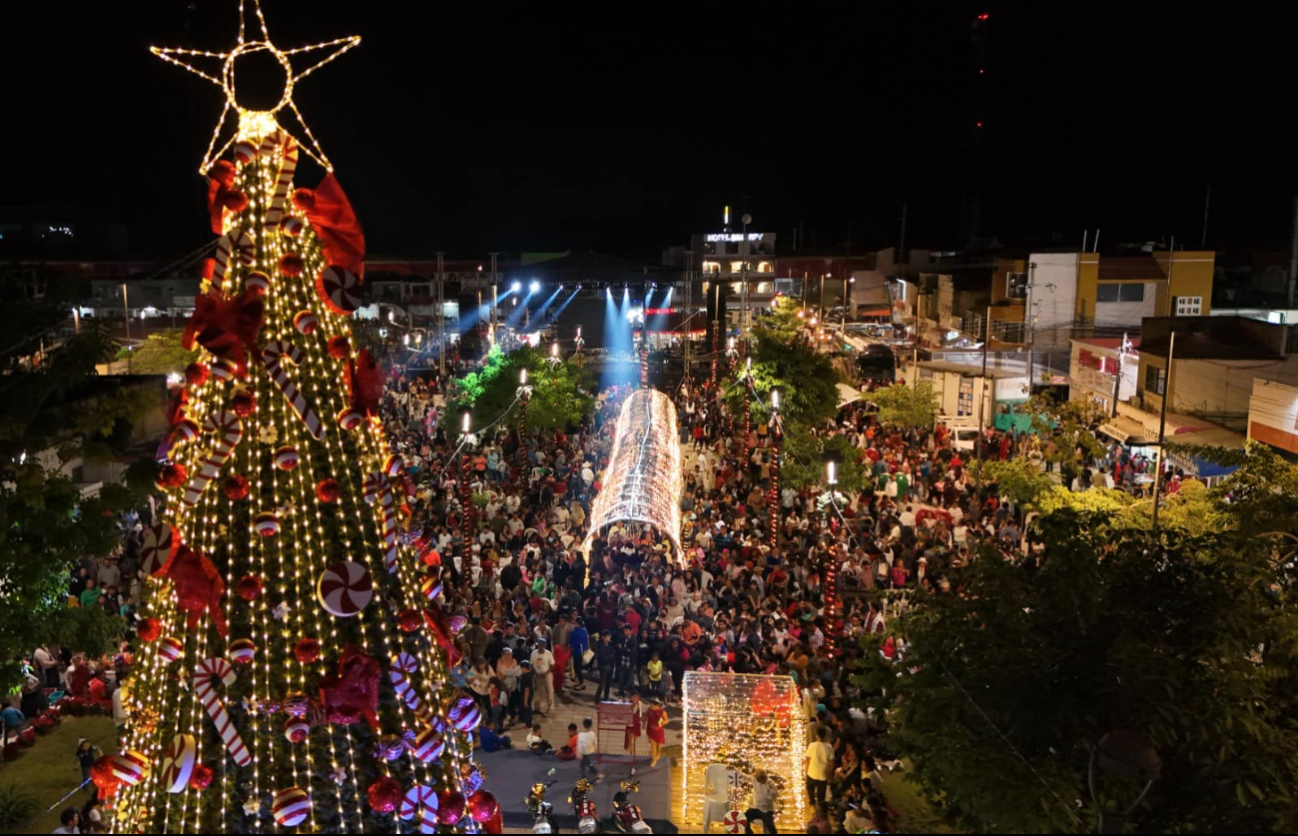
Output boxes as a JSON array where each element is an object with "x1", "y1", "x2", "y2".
[{"x1": 706, "y1": 233, "x2": 764, "y2": 242}]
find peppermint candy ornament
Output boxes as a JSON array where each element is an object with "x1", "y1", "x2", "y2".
[
  {"x1": 337, "y1": 407, "x2": 364, "y2": 431},
  {"x1": 158, "y1": 636, "x2": 184, "y2": 663},
  {"x1": 316, "y1": 560, "x2": 373, "y2": 618},
  {"x1": 284, "y1": 717, "x2": 311, "y2": 744},
  {"x1": 141, "y1": 523, "x2": 179, "y2": 577},
  {"x1": 160, "y1": 734, "x2": 197, "y2": 793},
  {"x1": 317, "y1": 265, "x2": 362, "y2": 315},
  {"x1": 273, "y1": 787, "x2": 312, "y2": 827},
  {"x1": 245, "y1": 271, "x2": 271, "y2": 296},
  {"x1": 280, "y1": 215, "x2": 304, "y2": 237},
  {"x1": 400, "y1": 784, "x2": 437, "y2": 821},
  {"x1": 231, "y1": 140, "x2": 258, "y2": 164},
  {"x1": 723, "y1": 809, "x2": 749, "y2": 834},
  {"x1": 293, "y1": 310, "x2": 319, "y2": 335},
  {"x1": 211, "y1": 357, "x2": 238, "y2": 382},
  {"x1": 254, "y1": 511, "x2": 280, "y2": 537},
  {"x1": 275, "y1": 445, "x2": 300, "y2": 471},
  {"x1": 228, "y1": 639, "x2": 256, "y2": 665}
]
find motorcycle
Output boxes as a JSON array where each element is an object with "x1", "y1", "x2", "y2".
[
  {"x1": 568, "y1": 777, "x2": 598, "y2": 834},
  {"x1": 527, "y1": 780, "x2": 559, "y2": 834},
  {"x1": 611, "y1": 779, "x2": 653, "y2": 833}
]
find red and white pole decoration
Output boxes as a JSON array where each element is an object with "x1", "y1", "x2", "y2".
[
  {"x1": 389, "y1": 651, "x2": 421, "y2": 711},
  {"x1": 262, "y1": 340, "x2": 325, "y2": 440},
  {"x1": 193, "y1": 657, "x2": 252, "y2": 767},
  {"x1": 265, "y1": 135, "x2": 298, "y2": 228},
  {"x1": 182, "y1": 411, "x2": 243, "y2": 507},
  {"x1": 363, "y1": 471, "x2": 399, "y2": 573}
]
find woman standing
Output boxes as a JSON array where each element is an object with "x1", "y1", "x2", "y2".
[{"x1": 645, "y1": 697, "x2": 668, "y2": 768}]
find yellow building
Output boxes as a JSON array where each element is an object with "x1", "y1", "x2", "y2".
[{"x1": 1074, "y1": 251, "x2": 1215, "y2": 325}]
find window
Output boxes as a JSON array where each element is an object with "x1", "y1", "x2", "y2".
[
  {"x1": 1174, "y1": 295, "x2": 1202, "y2": 316},
  {"x1": 702, "y1": 261, "x2": 721, "y2": 274},
  {"x1": 1096, "y1": 282, "x2": 1145, "y2": 303},
  {"x1": 1145, "y1": 364, "x2": 1166, "y2": 396},
  {"x1": 1006, "y1": 272, "x2": 1027, "y2": 300}
]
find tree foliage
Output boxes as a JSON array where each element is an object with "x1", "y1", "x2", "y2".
[
  {"x1": 114, "y1": 328, "x2": 198, "y2": 375},
  {"x1": 443, "y1": 345, "x2": 595, "y2": 438},
  {"x1": 1028, "y1": 393, "x2": 1107, "y2": 468},
  {"x1": 868, "y1": 380, "x2": 939, "y2": 429},
  {"x1": 724, "y1": 298, "x2": 841, "y2": 431},
  {"x1": 0, "y1": 315, "x2": 154, "y2": 692},
  {"x1": 856, "y1": 454, "x2": 1298, "y2": 833},
  {"x1": 781, "y1": 431, "x2": 867, "y2": 495}
]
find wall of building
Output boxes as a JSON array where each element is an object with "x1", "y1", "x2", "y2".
[
  {"x1": 1154, "y1": 251, "x2": 1215, "y2": 317},
  {"x1": 1027, "y1": 252, "x2": 1080, "y2": 350},
  {"x1": 1249, "y1": 378, "x2": 1298, "y2": 454},
  {"x1": 1095, "y1": 289, "x2": 1158, "y2": 326},
  {"x1": 1138, "y1": 354, "x2": 1298, "y2": 420}
]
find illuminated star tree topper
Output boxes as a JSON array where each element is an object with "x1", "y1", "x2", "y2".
[{"x1": 151, "y1": 0, "x2": 360, "y2": 173}]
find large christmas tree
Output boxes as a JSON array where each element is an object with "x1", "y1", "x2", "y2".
[{"x1": 108, "y1": 3, "x2": 493, "y2": 832}]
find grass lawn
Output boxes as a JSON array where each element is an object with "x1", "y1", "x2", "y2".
[
  {"x1": 878, "y1": 769, "x2": 957, "y2": 834},
  {"x1": 0, "y1": 715, "x2": 117, "y2": 835}
]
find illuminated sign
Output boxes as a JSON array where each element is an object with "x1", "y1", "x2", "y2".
[{"x1": 706, "y1": 233, "x2": 764, "y2": 242}]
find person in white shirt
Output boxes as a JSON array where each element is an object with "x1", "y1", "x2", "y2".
[
  {"x1": 745, "y1": 769, "x2": 779, "y2": 835},
  {"x1": 576, "y1": 718, "x2": 601, "y2": 781},
  {"x1": 898, "y1": 506, "x2": 917, "y2": 528},
  {"x1": 530, "y1": 641, "x2": 555, "y2": 715},
  {"x1": 804, "y1": 726, "x2": 834, "y2": 808}
]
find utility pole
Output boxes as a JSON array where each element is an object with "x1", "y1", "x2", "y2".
[
  {"x1": 489, "y1": 252, "x2": 500, "y2": 344},
  {"x1": 1110, "y1": 333, "x2": 1128, "y2": 418},
  {"x1": 740, "y1": 213, "x2": 752, "y2": 339},
  {"x1": 1151, "y1": 331, "x2": 1176, "y2": 529},
  {"x1": 1025, "y1": 261, "x2": 1037, "y2": 387},
  {"x1": 684, "y1": 252, "x2": 693, "y2": 380},
  {"x1": 898, "y1": 201, "x2": 908, "y2": 266},
  {"x1": 974, "y1": 306, "x2": 991, "y2": 520},
  {"x1": 121, "y1": 283, "x2": 131, "y2": 344},
  {"x1": 1201, "y1": 185, "x2": 1211, "y2": 249},
  {"x1": 436, "y1": 251, "x2": 446, "y2": 375}
]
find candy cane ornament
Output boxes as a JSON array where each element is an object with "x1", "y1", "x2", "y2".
[
  {"x1": 266, "y1": 136, "x2": 299, "y2": 227},
  {"x1": 374, "y1": 473, "x2": 399, "y2": 573},
  {"x1": 263, "y1": 340, "x2": 325, "y2": 440},
  {"x1": 182, "y1": 411, "x2": 243, "y2": 507},
  {"x1": 194, "y1": 657, "x2": 252, "y2": 767},
  {"x1": 400, "y1": 784, "x2": 437, "y2": 823},
  {"x1": 389, "y1": 652, "x2": 421, "y2": 711},
  {"x1": 211, "y1": 234, "x2": 233, "y2": 287}
]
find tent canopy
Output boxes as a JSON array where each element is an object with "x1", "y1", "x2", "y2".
[{"x1": 837, "y1": 382, "x2": 863, "y2": 408}]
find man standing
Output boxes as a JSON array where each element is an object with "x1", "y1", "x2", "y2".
[
  {"x1": 594, "y1": 629, "x2": 617, "y2": 702},
  {"x1": 804, "y1": 725, "x2": 833, "y2": 809},
  {"x1": 744, "y1": 769, "x2": 779, "y2": 835},
  {"x1": 568, "y1": 616, "x2": 590, "y2": 689},
  {"x1": 517, "y1": 660, "x2": 534, "y2": 728},
  {"x1": 553, "y1": 613, "x2": 575, "y2": 696},
  {"x1": 530, "y1": 640, "x2": 555, "y2": 717},
  {"x1": 615, "y1": 623, "x2": 638, "y2": 697},
  {"x1": 577, "y1": 717, "x2": 601, "y2": 782}
]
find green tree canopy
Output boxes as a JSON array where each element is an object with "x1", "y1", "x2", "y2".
[
  {"x1": 781, "y1": 430, "x2": 867, "y2": 495},
  {"x1": 724, "y1": 298, "x2": 841, "y2": 430},
  {"x1": 114, "y1": 328, "x2": 198, "y2": 375},
  {"x1": 443, "y1": 344, "x2": 595, "y2": 438},
  {"x1": 856, "y1": 454, "x2": 1298, "y2": 833},
  {"x1": 867, "y1": 380, "x2": 939, "y2": 429}
]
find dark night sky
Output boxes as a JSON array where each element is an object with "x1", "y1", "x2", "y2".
[{"x1": 4, "y1": 2, "x2": 1298, "y2": 261}]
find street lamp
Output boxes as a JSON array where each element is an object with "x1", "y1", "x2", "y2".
[
  {"x1": 459, "y1": 410, "x2": 474, "y2": 543},
  {"x1": 1088, "y1": 731, "x2": 1160, "y2": 834},
  {"x1": 740, "y1": 213, "x2": 752, "y2": 338},
  {"x1": 768, "y1": 387, "x2": 782, "y2": 547},
  {"x1": 518, "y1": 368, "x2": 531, "y2": 442},
  {"x1": 826, "y1": 460, "x2": 837, "y2": 486}
]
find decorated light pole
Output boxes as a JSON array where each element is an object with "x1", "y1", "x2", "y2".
[
  {"x1": 768, "y1": 388, "x2": 782, "y2": 548},
  {"x1": 823, "y1": 459, "x2": 842, "y2": 655},
  {"x1": 459, "y1": 409, "x2": 475, "y2": 546},
  {"x1": 517, "y1": 367, "x2": 531, "y2": 446},
  {"x1": 742, "y1": 355, "x2": 753, "y2": 462}
]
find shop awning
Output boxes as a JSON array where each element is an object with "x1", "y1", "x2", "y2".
[
  {"x1": 1098, "y1": 415, "x2": 1149, "y2": 445},
  {"x1": 838, "y1": 383, "x2": 863, "y2": 408},
  {"x1": 1165, "y1": 426, "x2": 1246, "y2": 478}
]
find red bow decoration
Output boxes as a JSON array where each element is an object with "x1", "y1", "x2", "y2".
[
  {"x1": 298, "y1": 174, "x2": 366, "y2": 277},
  {"x1": 205, "y1": 160, "x2": 238, "y2": 235},
  {"x1": 422, "y1": 607, "x2": 463, "y2": 667},
  {"x1": 346, "y1": 349, "x2": 384, "y2": 416},
  {"x1": 165, "y1": 546, "x2": 228, "y2": 637},
  {"x1": 182, "y1": 288, "x2": 265, "y2": 375},
  {"x1": 319, "y1": 646, "x2": 381, "y2": 731}
]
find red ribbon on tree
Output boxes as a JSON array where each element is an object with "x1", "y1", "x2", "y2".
[
  {"x1": 346, "y1": 349, "x2": 384, "y2": 416},
  {"x1": 205, "y1": 160, "x2": 238, "y2": 235},
  {"x1": 296, "y1": 174, "x2": 366, "y2": 277},
  {"x1": 182, "y1": 288, "x2": 265, "y2": 375},
  {"x1": 165, "y1": 546, "x2": 228, "y2": 637}
]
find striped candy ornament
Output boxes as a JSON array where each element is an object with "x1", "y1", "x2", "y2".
[
  {"x1": 317, "y1": 560, "x2": 373, "y2": 618},
  {"x1": 361, "y1": 472, "x2": 381, "y2": 505},
  {"x1": 210, "y1": 357, "x2": 238, "y2": 382},
  {"x1": 231, "y1": 140, "x2": 258, "y2": 164},
  {"x1": 233, "y1": 229, "x2": 255, "y2": 265},
  {"x1": 293, "y1": 310, "x2": 319, "y2": 335},
  {"x1": 109, "y1": 749, "x2": 151, "y2": 786},
  {"x1": 284, "y1": 717, "x2": 311, "y2": 743},
  {"x1": 182, "y1": 411, "x2": 243, "y2": 507},
  {"x1": 158, "y1": 636, "x2": 184, "y2": 663},
  {"x1": 265, "y1": 135, "x2": 299, "y2": 228},
  {"x1": 448, "y1": 698, "x2": 482, "y2": 733},
  {"x1": 263, "y1": 340, "x2": 326, "y2": 440},
  {"x1": 364, "y1": 472, "x2": 400, "y2": 572},
  {"x1": 337, "y1": 407, "x2": 364, "y2": 431},
  {"x1": 272, "y1": 786, "x2": 312, "y2": 827},
  {"x1": 419, "y1": 575, "x2": 443, "y2": 601},
  {"x1": 389, "y1": 652, "x2": 421, "y2": 711},
  {"x1": 228, "y1": 638, "x2": 256, "y2": 664},
  {"x1": 173, "y1": 418, "x2": 200, "y2": 444},
  {"x1": 316, "y1": 265, "x2": 363, "y2": 315},
  {"x1": 141, "y1": 522, "x2": 179, "y2": 577},
  {"x1": 275, "y1": 445, "x2": 300, "y2": 471},
  {"x1": 211, "y1": 234, "x2": 234, "y2": 287},
  {"x1": 409, "y1": 727, "x2": 445, "y2": 765},
  {"x1": 194, "y1": 657, "x2": 252, "y2": 766},
  {"x1": 400, "y1": 784, "x2": 437, "y2": 822},
  {"x1": 280, "y1": 215, "x2": 304, "y2": 237},
  {"x1": 160, "y1": 733, "x2": 197, "y2": 793},
  {"x1": 245, "y1": 270, "x2": 271, "y2": 296},
  {"x1": 383, "y1": 454, "x2": 404, "y2": 477},
  {"x1": 254, "y1": 511, "x2": 280, "y2": 537}
]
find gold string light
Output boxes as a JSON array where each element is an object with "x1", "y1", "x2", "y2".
[{"x1": 150, "y1": 0, "x2": 360, "y2": 173}]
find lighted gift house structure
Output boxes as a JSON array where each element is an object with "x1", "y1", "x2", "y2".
[
  {"x1": 108, "y1": 2, "x2": 494, "y2": 832},
  {"x1": 582, "y1": 388, "x2": 685, "y2": 566},
  {"x1": 681, "y1": 672, "x2": 808, "y2": 833}
]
